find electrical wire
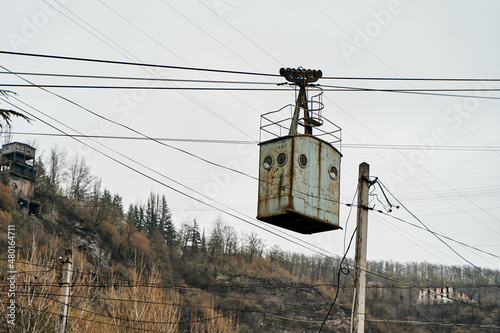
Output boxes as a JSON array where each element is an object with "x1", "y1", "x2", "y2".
[
  {"x1": 364, "y1": 317, "x2": 500, "y2": 329},
  {"x1": 1, "y1": 10, "x2": 496, "y2": 298},
  {"x1": 2, "y1": 52, "x2": 500, "y2": 101},
  {"x1": 321, "y1": 76, "x2": 500, "y2": 82},
  {"x1": 4, "y1": 84, "x2": 354, "y2": 264},
  {"x1": 16, "y1": 304, "x2": 161, "y2": 332},
  {"x1": 318, "y1": 191, "x2": 359, "y2": 333},
  {"x1": 1, "y1": 3, "x2": 498, "y2": 326},
  {"x1": 3, "y1": 83, "x2": 500, "y2": 100},
  {"x1": 7, "y1": 131, "x2": 500, "y2": 151},
  {"x1": 372, "y1": 215, "x2": 463, "y2": 266},
  {"x1": 0, "y1": 50, "x2": 280, "y2": 77},
  {"x1": 5, "y1": 90, "x2": 498, "y2": 303},
  {"x1": 3, "y1": 257, "x2": 499, "y2": 326},
  {"x1": 6, "y1": 83, "x2": 500, "y2": 93},
  {"x1": 0, "y1": 84, "x2": 291, "y2": 90},
  {"x1": 322, "y1": 92, "x2": 500, "y2": 238},
  {"x1": 320, "y1": 84, "x2": 500, "y2": 92},
  {"x1": 1, "y1": 66, "x2": 349, "y2": 209},
  {"x1": 26, "y1": 2, "x2": 260, "y2": 142},
  {"x1": 377, "y1": 179, "x2": 500, "y2": 286},
  {"x1": 1, "y1": 97, "x2": 350, "y2": 274},
  {"x1": 374, "y1": 210, "x2": 500, "y2": 260},
  {"x1": 2, "y1": 70, "x2": 499, "y2": 95},
  {"x1": 7, "y1": 67, "x2": 499, "y2": 244},
  {"x1": 306, "y1": 0, "x2": 500, "y2": 225},
  {"x1": 91, "y1": 0, "x2": 272, "y2": 121},
  {"x1": 319, "y1": 84, "x2": 500, "y2": 100},
  {"x1": 0, "y1": 71, "x2": 279, "y2": 85},
  {"x1": 318, "y1": 227, "x2": 356, "y2": 333}
]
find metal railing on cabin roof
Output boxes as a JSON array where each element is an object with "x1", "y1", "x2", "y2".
[{"x1": 260, "y1": 104, "x2": 342, "y2": 152}]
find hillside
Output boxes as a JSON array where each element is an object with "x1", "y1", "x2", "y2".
[{"x1": 0, "y1": 150, "x2": 499, "y2": 332}]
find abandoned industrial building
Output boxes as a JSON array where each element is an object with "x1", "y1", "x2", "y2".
[
  {"x1": 0, "y1": 141, "x2": 39, "y2": 213},
  {"x1": 417, "y1": 286, "x2": 472, "y2": 305}
]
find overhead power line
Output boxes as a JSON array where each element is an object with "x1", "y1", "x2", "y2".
[
  {"x1": 364, "y1": 317, "x2": 500, "y2": 329},
  {"x1": 375, "y1": 210, "x2": 500, "y2": 260},
  {"x1": 1, "y1": 97, "x2": 347, "y2": 271},
  {"x1": 4, "y1": 83, "x2": 500, "y2": 93},
  {"x1": 317, "y1": 84, "x2": 500, "y2": 100},
  {"x1": 319, "y1": 84, "x2": 500, "y2": 92},
  {"x1": 0, "y1": 71, "x2": 279, "y2": 85},
  {"x1": 377, "y1": 180, "x2": 500, "y2": 286},
  {"x1": 3, "y1": 83, "x2": 499, "y2": 100},
  {"x1": 10, "y1": 132, "x2": 500, "y2": 152},
  {"x1": 0, "y1": 50, "x2": 280, "y2": 77},
  {"x1": 321, "y1": 76, "x2": 500, "y2": 82},
  {"x1": 2, "y1": 70, "x2": 499, "y2": 86},
  {"x1": 8, "y1": 132, "x2": 257, "y2": 144},
  {"x1": 0, "y1": 84, "x2": 289, "y2": 91},
  {"x1": 0, "y1": 82, "x2": 500, "y2": 92},
  {"x1": 1, "y1": 51, "x2": 499, "y2": 100},
  {"x1": 2, "y1": 97, "x2": 435, "y2": 291}
]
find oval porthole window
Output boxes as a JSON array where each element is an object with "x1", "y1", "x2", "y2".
[
  {"x1": 277, "y1": 153, "x2": 287, "y2": 166},
  {"x1": 299, "y1": 154, "x2": 307, "y2": 167},
  {"x1": 263, "y1": 156, "x2": 273, "y2": 170},
  {"x1": 329, "y1": 165, "x2": 339, "y2": 180}
]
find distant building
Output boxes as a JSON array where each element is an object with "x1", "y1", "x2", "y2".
[
  {"x1": 0, "y1": 142, "x2": 36, "y2": 202},
  {"x1": 417, "y1": 286, "x2": 471, "y2": 305}
]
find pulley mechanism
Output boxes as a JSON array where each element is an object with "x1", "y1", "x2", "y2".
[{"x1": 279, "y1": 67, "x2": 323, "y2": 136}]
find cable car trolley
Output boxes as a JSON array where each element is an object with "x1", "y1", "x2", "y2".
[{"x1": 257, "y1": 67, "x2": 342, "y2": 234}]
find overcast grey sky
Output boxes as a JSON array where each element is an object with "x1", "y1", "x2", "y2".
[{"x1": 1, "y1": 0, "x2": 500, "y2": 269}]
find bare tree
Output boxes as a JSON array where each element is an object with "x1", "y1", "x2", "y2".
[
  {"x1": 46, "y1": 146, "x2": 68, "y2": 189},
  {"x1": 244, "y1": 232, "x2": 264, "y2": 261},
  {"x1": 67, "y1": 156, "x2": 94, "y2": 202}
]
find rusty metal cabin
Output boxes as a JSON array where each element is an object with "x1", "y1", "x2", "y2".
[{"x1": 257, "y1": 70, "x2": 342, "y2": 234}]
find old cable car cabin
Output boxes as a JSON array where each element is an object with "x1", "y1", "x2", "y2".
[{"x1": 257, "y1": 68, "x2": 342, "y2": 234}]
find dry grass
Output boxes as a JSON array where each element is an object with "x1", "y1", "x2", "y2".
[{"x1": 0, "y1": 235, "x2": 237, "y2": 332}]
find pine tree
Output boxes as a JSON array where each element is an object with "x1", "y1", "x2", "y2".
[
  {"x1": 126, "y1": 204, "x2": 136, "y2": 227},
  {"x1": 138, "y1": 206, "x2": 145, "y2": 233},
  {"x1": 190, "y1": 219, "x2": 201, "y2": 251},
  {"x1": 145, "y1": 194, "x2": 158, "y2": 238},
  {"x1": 201, "y1": 228, "x2": 207, "y2": 253},
  {"x1": 159, "y1": 195, "x2": 176, "y2": 246}
]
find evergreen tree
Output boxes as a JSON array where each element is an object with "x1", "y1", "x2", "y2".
[
  {"x1": 201, "y1": 228, "x2": 207, "y2": 253},
  {"x1": 138, "y1": 206, "x2": 145, "y2": 233},
  {"x1": 159, "y1": 195, "x2": 176, "y2": 246},
  {"x1": 190, "y1": 219, "x2": 201, "y2": 251},
  {"x1": 145, "y1": 193, "x2": 158, "y2": 238},
  {"x1": 126, "y1": 204, "x2": 136, "y2": 226}
]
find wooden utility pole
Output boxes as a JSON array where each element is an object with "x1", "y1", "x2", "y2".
[
  {"x1": 57, "y1": 249, "x2": 72, "y2": 333},
  {"x1": 352, "y1": 162, "x2": 370, "y2": 333}
]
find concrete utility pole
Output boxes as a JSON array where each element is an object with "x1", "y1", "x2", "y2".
[
  {"x1": 57, "y1": 249, "x2": 72, "y2": 333},
  {"x1": 352, "y1": 162, "x2": 370, "y2": 333}
]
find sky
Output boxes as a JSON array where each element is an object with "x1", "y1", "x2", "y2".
[{"x1": 1, "y1": 0, "x2": 500, "y2": 271}]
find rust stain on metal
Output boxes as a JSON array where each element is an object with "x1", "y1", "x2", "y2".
[{"x1": 257, "y1": 135, "x2": 341, "y2": 234}]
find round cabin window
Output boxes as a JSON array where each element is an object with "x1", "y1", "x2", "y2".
[
  {"x1": 263, "y1": 156, "x2": 273, "y2": 170},
  {"x1": 329, "y1": 165, "x2": 339, "y2": 180},
  {"x1": 277, "y1": 153, "x2": 287, "y2": 166},
  {"x1": 299, "y1": 154, "x2": 307, "y2": 167}
]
